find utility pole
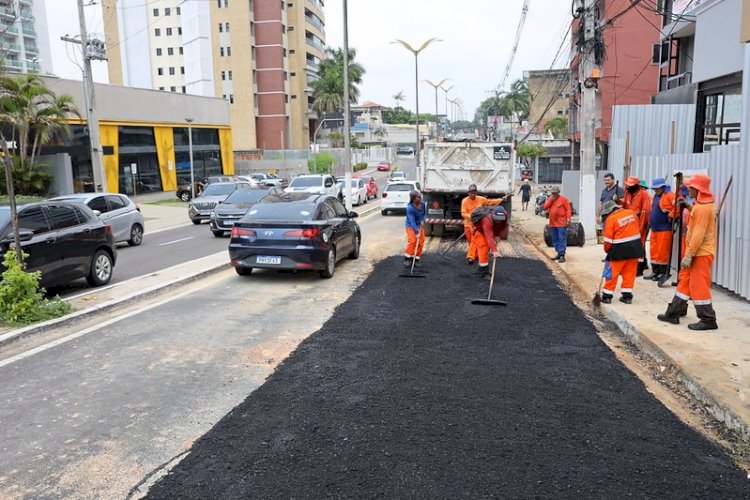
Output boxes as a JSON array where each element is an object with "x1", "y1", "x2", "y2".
[
  {"x1": 578, "y1": 0, "x2": 598, "y2": 239},
  {"x1": 342, "y1": 0, "x2": 352, "y2": 211},
  {"x1": 73, "y1": 0, "x2": 107, "y2": 192}
]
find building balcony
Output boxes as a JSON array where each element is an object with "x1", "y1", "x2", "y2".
[
  {"x1": 305, "y1": 35, "x2": 325, "y2": 52},
  {"x1": 306, "y1": 60, "x2": 319, "y2": 74},
  {"x1": 305, "y1": 14, "x2": 324, "y2": 34},
  {"x1": 307, "y1": 0, "x2": 324, "y2": 15},
  {"x1": 659, "y1": 71, "x2": 692, "y2": 92},
  {"x1": 4, "y1": 59, "x2": 22, "y2": 69},
  {"x1": 22, "y1": 26, "x2": 35, "y2": 37},
  {"x1": 1, "y1": 6, "x2": 17, "y2": 17},
  {"x1": 2, "y1": 42, "x2": 20, "y2": 53}
]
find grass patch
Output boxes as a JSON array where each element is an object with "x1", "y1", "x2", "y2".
[{"x1": 0, "y1": 195, "x2": 46, "y2": 205}]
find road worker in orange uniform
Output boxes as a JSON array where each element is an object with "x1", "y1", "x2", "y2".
[
  {"x1": 622, "y1": 176, "x2": 651, "y2": 276},
  {"x1": 460, "y1": 184, "x2": 506, "y2": 265},
  {"x1": 643, "y1": 177, "x2": 675, "y2": 282},
  {"x1": 657, "y1": 174, "x2": 718, "y2": 330},
  {"x1": 470, "y1": 205, "x2": 508, "y2": 277},
  {"x1": 599, "y1": 201, "x2": 645, "y2": 304},
  {"x1": 543, "y1": 186, "x2": 572, "y2": 262}
]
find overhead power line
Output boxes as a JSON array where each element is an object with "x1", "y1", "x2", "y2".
[{"x1": 495, "y1": 0, "x2": 531, "y2": 92}]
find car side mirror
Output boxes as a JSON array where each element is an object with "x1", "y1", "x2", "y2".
[
  {"x1": 325, "y1": 179, "x2": 333, "y2": 187},
  {"x1": 348, "y1": 211, "x2": 359, "y2": 218}
]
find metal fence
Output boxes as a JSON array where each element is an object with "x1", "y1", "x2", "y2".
[{"x1": 631, "y1": 144, "x2": 749, "y2": 299}]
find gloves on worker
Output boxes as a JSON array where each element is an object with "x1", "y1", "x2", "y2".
[{"x1": 680, "y1": 254, "x2": 694, "y2": 269}]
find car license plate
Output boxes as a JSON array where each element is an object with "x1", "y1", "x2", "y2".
[{"x1": 256, "y1": 256, "x2": 281, "y2": 265}]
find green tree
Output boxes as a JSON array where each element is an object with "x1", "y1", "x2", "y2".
[
  {"x1": 516, "y1": 143, "x2": 548, "y2": 167},
  {"x1": 311, "y1": 47, "x2": 365, "y2": 116},
  {"x1": 544, "y1": 116, "x2": 568, "y2": 139},
  {"x1": 393, "y1": 91, "x2": 405, "y2": 108},
  {"x1": 504, "y1": 79, "x2": 530, "y2": 121},
  {"x1": 0, "y1": 73, "x2": 79, "y2": 264}
]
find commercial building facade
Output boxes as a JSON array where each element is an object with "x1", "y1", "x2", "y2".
[
  {"x1": 0, "y1": 0, "x2": 52, "y2": 74},
  {"x1": 525, "y1": 69, "x2": 570, "y2": 135},
  {"x1": 102, "y1": 0, "x2": 325, "y2": 153}
]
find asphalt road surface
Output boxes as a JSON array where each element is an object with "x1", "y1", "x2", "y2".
[{"x1": 147, "y1": 252, "x2": 749, "y2": 498}]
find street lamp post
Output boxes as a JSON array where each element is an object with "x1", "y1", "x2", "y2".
[
  {"x1": 443, "y1": 84, "x2": 455, "y2": 132},
  {"x1": 185, "y1": 117, "x2": 195, "y2": 199},
  {"x1": 424, "y1": 78, "x2": 450, "y2": 139},
  {"x1": 391, "y1": 38, "x2": 441, "y2": 174}
]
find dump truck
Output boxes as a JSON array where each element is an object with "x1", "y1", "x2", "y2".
[{"x1": 420, "y1": 141, "x2": 514, "y2": 238}]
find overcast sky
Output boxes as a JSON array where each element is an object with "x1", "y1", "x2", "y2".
[{"x1": 44, "y1": 0, "x2": 572, "y2": 118}]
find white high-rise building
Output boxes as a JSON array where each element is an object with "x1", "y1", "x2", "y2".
[{"x1": 0, "y1": 0, "x2": 53, "y2": 74}]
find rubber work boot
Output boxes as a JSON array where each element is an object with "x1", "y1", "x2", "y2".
[
  {"x1": 467, "y1": 259, "x2": 475, "y2": 265},
  {"x1": 636, "y1": 261, "x2": 645, "y2": 277},
  {"x1": 657, "y1": 296, "x2": 688, "y2": 324},
  {"x1": 651, "y1": 264, "x2": 666, "y2": 281},
  {"x1": 689, "y1": 304, "x2": 718, "y2": 330},
  {"x1": 477, "y1": 265, "x2": 490, "y2": 277},
  {"x1": 643, "y1": 264, "x2": 658, "y2": 280},
  {"x1": 619, "y1": 292, "x2": 633, "y2": 304},
  {"x1": 551, "y1": 255, "x2": 561, "y2": 261},
  {"x1": 600, "y1": 294, "x2": 612, "y2": 304},
  {"x1": 403, "y1": 257, "x2": 412, "y2": 267},
  {"x1": 558, "y1": 255, "x2": 566, "y2": 263},
  {"x1": 414, "y1": 259, "x2": 423, "y2": 268}
]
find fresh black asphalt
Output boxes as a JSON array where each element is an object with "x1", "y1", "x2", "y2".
[{"x1": 147, "y1": 253, "x2": 749, "y2": 498}]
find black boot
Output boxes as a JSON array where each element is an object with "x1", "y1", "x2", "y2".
[
  {"x1": 643, "y1": 264, "x2": 658, "y2": 280},
  {"x1": 636, "y1": 261, "x2": 645, "y2": 277},
  {"x1": 657, "y1": 296, "x2": 688, "y2": 324},
  {"x1": 477, "y1": 265, "x2": 490, "y2": 277},
  {"x1": 619, "y1": 292, "x2": 633, "y2": 304},
  {"x1": 689, "y1": 304, "x2": 718, "y2": 330},
  {"x1": 601, "y1": 293, "x2": 612, "y2": 304},
  {"x1": 652, "y1": 264, "x2": 667, "y2": 281},
  {"x1": 403, "y1": 257, "x2": 412, "y2": 267}
]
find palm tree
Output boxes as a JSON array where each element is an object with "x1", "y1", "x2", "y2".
[
  {"x1": 311, "y1": 47, "x2": 365, "y2": 116},
  {"x1": 544, "y1": 116, "x2": 568, "y2": 139},
  {"x1": 393, "y1": 91, "x2": 405, "y2": 109},
  {"x1": 0, "y1": 73, "x2": 78, "y2": 264},
  {"x1": 504, "y1": 79, "x2": 530, "y2": 121}
]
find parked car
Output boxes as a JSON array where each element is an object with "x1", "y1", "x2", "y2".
[
  {"x1": 229, "y1": 193, "x2": 360, "y2": 278},
  {"x1": 209, "y1": 186, "x2": 284, "y2": 237},
  {"x1": 521, "y1": 169, "x2": 534, "y2": 181},
  {"x1": 176, "y1": 175, "x2": 234, "y2": 202},
  {"x1": 234, "y1": 175, "x2": 261, "y2": 186},
  {"x1": 396, "y1": 145, "x2": 415, "y2": 155},
  {"x1": 356, "y1": 175, "x2": 379, "y2": 200},
  {"x1": 188, "y1": 181, "x2": 252, "y2": 224},
  {"x1": 0, "y1": 201, "x2": 117, "y2": 288},
  {"x1": 284, "y1": 174, "x2": 339, "y2": 197},
  {"x1": 336, "y1": 178, "x2": 368, "y2": 206},
  {"x1": 50, "y1": 192, "x2": 145, "y2": 246},
  {"x1": 388, "y1": 171, "x2": 406, "y2": 183},
  {"x1": 381, "y1": 180, "x2": 422, "y2": 215},
  {"x1": 376, "y1": 162, "x2": 392, "y2": 172},
  {"x1": 248, "y1": 172, "x2": 287, "y2": 188}
]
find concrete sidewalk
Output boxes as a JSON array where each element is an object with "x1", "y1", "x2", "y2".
[{"x1": 513, "y1": 207, "x2": 750, "y2": 437}]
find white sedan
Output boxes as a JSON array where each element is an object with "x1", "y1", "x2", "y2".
[{"x1": 336, "y1": 178, "x2": 368, "y2": 206}]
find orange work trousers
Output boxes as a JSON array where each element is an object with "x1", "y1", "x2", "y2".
[
  {"x1": 676, "y1": 255, "x2": 713, "y2": 305},
  {"x1": 602, "y1": 259, "x2": 638, "y2": 296},
  {"x1": 650, "y1": 230, "x2": 673, "y2": 265},
  {"x1": 464, "y1": 224, "x2": 476, "y2": 260},
  {"x1": 405, "y1": 227, "x2": 425, "y2": 258},
  {"x1": 473, "y1": 229, "x2": 497, "y2": 266}
]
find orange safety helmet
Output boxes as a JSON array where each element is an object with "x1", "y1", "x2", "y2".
[
  {"x1": 624, "y1": 176, "x2": 640, "y2": 187},
  {"x1": 684, "y1": 174, "x2": 714, "y2": 203}
]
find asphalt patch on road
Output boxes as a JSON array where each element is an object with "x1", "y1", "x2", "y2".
[{"x1": 147, "y1": 253, "x2": 749, "y2": 498}]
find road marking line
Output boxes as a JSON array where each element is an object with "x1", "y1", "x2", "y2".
[
  {"x1": 0, "y1": 288, "x2": 195, "y2": 369},
  {"x1": 159, "y1": 237, "x2": 194, "y2": 246}
]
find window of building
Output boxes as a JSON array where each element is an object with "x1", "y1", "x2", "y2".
[
  {"x1": 178, "y1": 27, "x2": 182, "y2": 35},
  {"x1": 228, "y1": 70, "x2": 232, "y2": 80},
  {"x1": 169, "y1": 67, "x2": 175, "y2": 75},
  {"x1": 220, "y1": 47, "x2": 224, "y2": 56},
  {"x1": 156, "y1": 48, "x2": 162, "y2": 56},
  {"x1": 283, "y1": 48, "x2": 287, "y2": 57},
  {"x1": 219, "y1": 23, "x2": 223, "y2": 33},
  {"x1": 153, "y1": 8, "x2": 159, "y2": 16},
  {"x1": 289, "y1": 49, "x2": 295, "y2": 54},
  {"x1": 176, "y1": 7, "x2": 181, "y2": 14},
  {"x1": 696, "y1": 85, "x2": 742, "y2": 152},
  {"x1": 179, "y1": 46, "x2": 184, "y2": 55},
  {"x1": 155, "y1": 28, "x2": 161, "y2": 37},
  {"x1": 182, "y1": 86, "x2": 187, "y2": 93},
  {"x1": 181, "y1": 66, "x2": 185, "y2": 74},
  {"x1": 225, "y1": 22, "x2": 230, "y2": 32},
  {"x1": 167, "y1": 47, "x2": 174, "y2": 55},
  {"x1": 221, "y1": 71, "x2": 226, "y2": 80},
  {"x1": 290, "y1": 72, "x2": 296, "y2": 77},
  {"x1": 226, "y1": 47, "x2": 231, "y2": 56},
  {"x1": 166, "y1": 27, "x2": 173, "y2": 36},
  {"x1": 170, "y1": 86, "x2": 176, "y2": 92},
  {"x1": 157, "y1": 67, "x2": 163, "y2": 75},
  {"x1": 281, "y1": 0, "x2": 285, "y2": 9},
  {"x1": 229, "y1": 94, "x2": 234, "y2": 104},
  {"x1": 165, "y1": 7, "x2": 171, "y2": 15},
  {"x1": 159, "y1": 86, "x2": 165, "y2": 90}
]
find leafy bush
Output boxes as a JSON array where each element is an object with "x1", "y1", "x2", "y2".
[
  {"x1": 0, "y1": 156, "x2": 53, "y2": 196},
  {"x1": 353, "y1": 162, "x2": 368, "y2": 172},
  {"x1": 0, "y1": 250, "x2": 72, "y2": 325},
  {"x1": 308, "y1": 151, "x2": 337, "y2": 174}
]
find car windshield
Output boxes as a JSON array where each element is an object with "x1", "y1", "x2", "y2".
[
  {"x1": 289, "y1": 177, "x2": 322, "y2": 188},
  {"x1": 202, "y1": 184, "x2": 236, "y2": 196},
  {"x1": 223, "y1": 189, "x2": 268, "y2": 204},
  {"x1": 386, "y1": 183, "x2": 415, "y2": 192},
  {"x1": 242, "y1": 200, "x2": 318, "y2": 221}
]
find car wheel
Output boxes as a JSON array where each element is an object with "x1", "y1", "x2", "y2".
[
  {"x1": 86, "y1": 249, "x2": 113, "y2": 287},
  {"x1": 127, "y1": 224, "x2": 144, "y2": 246},
  {"x1": 348, "y1": 232, "x2": 360, "y2": 259},
  {"x1": 212, "y1": 230, "x2": 224, "y2": 237},
  {"x1": 381, "y1": 210, "x2": 388, "y2": 216},
  {"x1": 320, "y1": 247, "x2": 336, "y2": 278},
  {"x1": 180, "y1": 191, "x2": 191, "y2": 202},
  {"x1": 191, "y1": 219, "x2": 201, "y2": 225},
  {"x1": 235, "y1": 266, "x2": 253, "y2": 276}
]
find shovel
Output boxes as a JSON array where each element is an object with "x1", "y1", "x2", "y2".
[
  {"x1": 438, "y1": 232, "x2": 467, "y2": 261},
  {"x1": 470, "y1": 256, "x2": 507, "y2": 306}
]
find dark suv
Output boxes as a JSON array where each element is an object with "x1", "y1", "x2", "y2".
[{"x1": 0, "y1": 202, "x2": 117, "y2": 288}]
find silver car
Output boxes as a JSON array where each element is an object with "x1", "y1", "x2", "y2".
[
  {"x1": 50, "y1": 192, "x2": 145, "y2": 246},
  {"x1": 189, "y1": 181, "x2": 252, "y2": 224}
]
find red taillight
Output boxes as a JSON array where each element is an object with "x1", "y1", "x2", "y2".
[
  {"x1": 431, "y1": 201, "x2": 440, "y2": 209},
  {"x1": 104, "y1": 224, "x2": 112, "y2": 234},
  {"x1": 284, "y1": 228, "x2": 320, "y2": 239},
  {"x1": 231, "y1": 227, "x2": 256, "y2": 238},
  {"x1": 382, "y1": 192, "x2": 387, "y2": 198}
]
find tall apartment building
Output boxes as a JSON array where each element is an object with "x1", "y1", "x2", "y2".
[
  {"x1": 102, "y1": 0, "x2": 325, "y2": 152},
  {"x1": 525, "y1": 69, "x2": 570, "y2": 134},
  {"x1": 0, "y1": 0, "x2": 53, "y2": 74}
]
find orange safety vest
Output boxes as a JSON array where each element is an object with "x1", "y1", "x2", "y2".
[{"x1": 603, "y1": 208, "x2": 645, "y2": 261}]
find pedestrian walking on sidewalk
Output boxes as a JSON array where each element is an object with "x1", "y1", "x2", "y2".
[
  {"x1": 657, "y1": 174, "x2": 718, "y2": 330},
  {"x1": 599, "y1": 201, "x2": 644, "y2": 304},
  {"x1": 622, "y1": 176, "x2": 651, "y2": 276},
  {"x1": 518, "y1": 179, "x2": 532, "y2": 211},
  {"x1": 543, "y1": 186, "x2": 572, "y2": 263},
  {"x1": 404, "y1": 190, "x2": 426, "y2": 267},
  {"x1": 461, "y1": 184, "x2": 505, "y2": 265},
  {"x1": 644, "y1": 177, "x2": 675, "y2": 281},
  {"x1": 470, "y1": 205, "x2": 508, "y2": 277}
]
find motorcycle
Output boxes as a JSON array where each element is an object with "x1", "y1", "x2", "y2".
[{"x1": 534, "y1": 187, "x2": 550, "y2": 216}]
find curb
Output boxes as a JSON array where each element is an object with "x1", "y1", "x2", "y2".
[{"x1": 515, "y1": 221, "x2": 750, "y2": 438}]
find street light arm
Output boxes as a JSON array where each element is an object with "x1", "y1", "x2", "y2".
[
  {"x1": 416, "y1": 37, "x2": 442, "y2": 53},
  {"x1": 391, "y1": 39, "x2": 417, "y2": 53}
]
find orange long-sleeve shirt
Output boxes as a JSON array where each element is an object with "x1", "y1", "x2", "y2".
[
  {"x1": 623, "y1": 187, "x2": 651, "y2": 234},
  {"x1": 543, "y1": 194, "x2": 572, "y2": 227},
  {"x1": 461, "y1": 195, "x2": 502, "y2": 227},
  {"x1": 685, "y1": 202, "x2": 716, "y2": 257}
]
